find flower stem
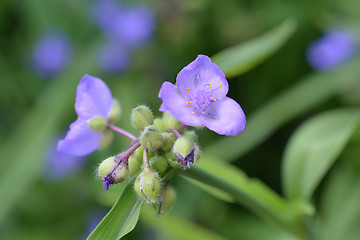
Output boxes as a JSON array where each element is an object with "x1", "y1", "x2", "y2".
[
  {"x1": 114, "y1": 142, "x2": 141, "y2": 165},
  {"x1": 108, "y1": 124, "x2": 137, "y2": 140},
  {"x1": 167, "y1": 128, "x2": 182, "y2": 138},
  {"x1": 143, "y1": 148, "x2": 150, "y2": 169},
  {"x1": 178, "y1": 124, "x2": 187, "y2": 133}
]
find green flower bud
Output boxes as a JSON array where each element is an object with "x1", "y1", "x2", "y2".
[
  {"x1": 149, "y1": 156, "x2": 168, "y2": 174},
  {"x1": 87, "y1": 115, "x2": 108, "y2": 132},
  {"x1": 131, "y1": 105, "x2": 154, "y2": 131},
  {"x1": 98, "y1": 156, "x2": 117, "y2": 178},
  {"x1": 163, "y1": 112, "x2": 182, "y2": 130},
  {"x1": 157, "y1": 186, "x2": 176, "y2": 215},
  {"x1": 182, "y1": 130, "x2": 198, "y2": 143},
  {"x1": 153, "y1": 118, "x2": 165, "y2": 132},
  {"x1": 161, "y1": 132, "x2": 177, "y2": 151},
  {"x1": 140, "y1": 126, "x2": 164, "y2": 150},
  {"x1": 99, "y1": 156, "x2": 129, "y2": 190},
  {"x1": 134, "y1": 168, "x2": 161, "y2": 203},
  {"x1": 100, "y1": 129, "x2": 114, "y2": 149},
  {"x1": 173, "y1": 137, "x2": 200, "y2": 167},
  {"x1": 108, "y1": 99, "x2": 122, "y2": 123},
  {"x1": 166, "y1": 151, "x2": 180, "y2": 168},
  {"x1": 128, "y1": 152, "x2": 142, "y2": 177}
]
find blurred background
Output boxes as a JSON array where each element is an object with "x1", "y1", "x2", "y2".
[{"x1": 0, "y1": 0, "x2": 359, "y2": 239}]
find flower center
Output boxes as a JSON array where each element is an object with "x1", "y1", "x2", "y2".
[{"x1": 186, "y1": 90, "x2": 216, "y2": 116}]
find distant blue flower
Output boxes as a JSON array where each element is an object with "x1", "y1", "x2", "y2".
[
  {"x1": 44, "y1": 140, "x2": 87, "y2": 181},
  {"x1": 58, "y1": 75, "x2": 114, "y2": 156},
  {"x1": 158, "y1": 55, "x2": 246, "y2": 136},
  {"x1": 98, "y1": 40, "x2": 130, "y2": 73},
  {"x1": 306, "y1": 29, "x2": 358, "y2": 71},
  {"x1": 31, "y1": 32, "x2": 72, "y2": 78}
]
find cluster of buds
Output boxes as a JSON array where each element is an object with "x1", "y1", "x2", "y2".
[{"x1": 97, "y1": 105, "x2": 200, "y2": 214}]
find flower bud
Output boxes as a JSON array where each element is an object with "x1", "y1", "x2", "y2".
[
  {"x1": 99, "y1": 156, "x2": 129, "y2": 190},
  {"x1": 128, "y1": 148, "x2": 143, "y2": 177},
  {"x1": 153, "y1": 118, "x2": 165, "y2": 132},
  {"x1": 87, "y1": 115, "x2": 108, "y2": 132},
  {"x1": 134, "y1": 168, "x2": 161, "y2": 203},
  {"x1": 108, "y1": 99, "x2": 122, "y2": 123},
  {"x1": 100, "y1": 129, "x2": 114, "y2": 149},
  {"x1": 163, "y1": 112, "x2": 182, "y2": 130},
  {"x1": 173, "y1": 137, "x2": 200, "y2": 167},
  {"x1": 156, "y1": 186, "x2": 176, "y2": 215},
  {"x1": 182, "y1": 130, "x2": 198, "y2": 143},
  {"x1": 149, "y1": 156, "x2": 168, "y2": 174},
  {"x1": 161, "y1": 132, "x2": 176, "y2": 151},
  {"x1": 140, "y1": 126, "x2": 164, "y2": 150},
  {"x1": 166, "y1": 151, "x2": 181, "y2": 168},
  {"x1": 131, "y1": 105, "x2": 154, "y2": 131}
]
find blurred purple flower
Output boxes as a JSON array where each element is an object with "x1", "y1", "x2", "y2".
[
  {"x1": 158, "y1": 55, "x2": 246, "y2": 136},
  {"x1": 98, "y1": 40, "x2": 130, "y2": 73},
  {"x1": 44, "y1": 141, "x2": 87, "y2": 181},
  {"x1": 58, "y1": 75, "x2": 113, "y2": 156},
  {"x1": 79, "y1": 210, "x2": 107, "y2": 240},
  {"x1": 90, "y1": 0, "x2": 123, "y2": 33},
  {"x1": 31, "y1": 32, "x2": 72, "y2": 78},
  {"x1": 306, "y1": 29, "x2": 358, "y2": 71}
]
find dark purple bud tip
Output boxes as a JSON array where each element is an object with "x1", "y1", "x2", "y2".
[{"x1": 103, "y1": 178, "x2": 111, "y2": 191}]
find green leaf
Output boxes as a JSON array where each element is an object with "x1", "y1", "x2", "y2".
[
  {"x1": 180, "y1": 157, "x2": 313, "y2": 238},
  {"x1": 282, "y1": 109, "x2": 360, "y2": 200},
  {"x1": 87, "y1": 178, "x2": 143, "y2": 240},
  {"x1": 140, "y1": 205, "x2": 227, "y2": 240},
  {"x1": 205, "y1": 57, "x2": 360, "y2": 163},
  {"x1": 212, "y1": 18, "x2": 297, "y2": 78}
]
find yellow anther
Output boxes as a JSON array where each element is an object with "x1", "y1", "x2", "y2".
[
  {"x1": 192, "y1": 112, "x2": 195, "y2": 115},
  {"x1": 186, "y1": 88, "x2": 189, "y2": 93},
  {"x1": 211, "y1": 97, "x2": 216, "y2": 102},
  {"x1": 186, "y1": 101, "x2": 192, "y2": 104},
  {"x1": 219, "y1": 84, "x2": 222, "y2": 88},
  {"x1": 77, "y1": 116, "x2": 80, "y2": 120},
  {"x1": 208, "y1": 83, "x2": 212, "y2": 87}
]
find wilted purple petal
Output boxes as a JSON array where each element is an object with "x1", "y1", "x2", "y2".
[
  {"x1": 202, "y1": 97, "x2": 246, "y2": 136},
  {"x1": 31, "y1": 32, "x2": 72, "y2": 78},
  {"x1": 176, "y1": 55, "x2": 228, "y2": 99},
  {"x1": 306, "y1": 29, "x2": 357, "y2": 71},
  {"x1": 159, "y1": 81, "x2": 202, "y2": 126},
  {"x1": 57, "y1": 119, "x2": 102, "y2": 156},
  {"x1": 98, "y1": 40, "x2": 130, "y2": 73},
  {"x1": 75, "y1": 75, "x2": 113, "y2": 118}
]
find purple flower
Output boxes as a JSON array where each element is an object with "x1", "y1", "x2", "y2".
[
  {"x1": 44, "y1": 140, "x2": 87, "y2": 181},
  {"x1": 31, "y1": 32, "x2": 72, "y2": 78},
  {"x1": 58, "y1": 75, "x2": 114, "y2": 156},
  {"x1": 306, "y1": 29, "x2": 358, "y2": 71},
  {"x1": 98, "y1": 39, "x2": 130, "y2": 73},
  {"x1": 158, "y1": 55, "x2": 246, "y2": 136}
]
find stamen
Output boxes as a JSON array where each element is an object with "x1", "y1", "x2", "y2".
[
  {"x1": 186, "y1": 101, "x2": 192, "y2": 104},
  {"x1": 208, "y1": 83, "x2": 212, "y2": 87},
  {"x1": 219, "y1": 84, "x2": 222, "y2": 88},
  {"x1": 211, "y1": 97, "x2": 216, "y2": 102},
  {"x1": 186, "y1": 88, "x2": 189, "y2": 93},
  {"x1": 192, "y1": 112, "x2": 195, "y2": 115},
  {"x1": 77, "y1": 116, "x2": 80, "y2": 120}
]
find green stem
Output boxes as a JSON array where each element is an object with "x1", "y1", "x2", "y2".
[{"x1": 179, "y1": 167, "x2": 307, "y2": 239}]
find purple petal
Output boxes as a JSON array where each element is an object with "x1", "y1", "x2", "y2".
[
  {"x1": 176, "y1": 55, "x2": 228, "y2": 100},
  {"x1": 57, "y1": 119, "x2": 102, "y2": 156},
  {"x1": 158, "y1": 81, "x2": 202, "y2": 126},
  {"x1": 75, "y1": 75, "x2": 113, "y2": 118},
  {"x1": 202, "y1": 97, "x2": 246, "y2": 136}
]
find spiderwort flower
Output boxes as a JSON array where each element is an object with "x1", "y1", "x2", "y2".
[
  {"x1": 306, "y1": 29, "x2": 358, "y2": 71},
  {"x1": 158, "y1": 55, "x2": 246, "y2": 136},
  {"x1": 58, "y1": 75, "x2": 116, "y2": 156},
  {"x1": 31, "y1": 32, "x2": 72, "y2": 78}
]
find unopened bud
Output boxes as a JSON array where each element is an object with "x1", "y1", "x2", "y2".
[
  {"x1": 166, "y1": 151, "x2": 180, "y2": 168},
  {"x1": 149, "y1": 156, "x2": 168, "y2": 174},
  {"x1": 131, "y1": 105, "x2": 154, "y2": 131},
  {"x1": 163, "y1": 112, "x2": 182, "y2": 130},
  {"x1": 140, "y1": 126, "x2": 164, "y2": 150},
  {"x1": 134, "y1": 168, "x2": 161, "y2": 203},
  {"x1": 161, "y1": 132, "x2": 176, "y2": 151},
  {"x1": 128, "y1": 149, "x2": 143, "y2": 176},
  {"x1": 87, "y1": 116, "x2": 108, "y2": 132},
  {"x1": 99, "y1": 156, "x2": 129, "y2": 190},
  {"x1": 173, "y1": 137, "x2": 200, "y2": 168},
  {"x1": 153, "y1": 118, "x2": 165, "y2": 132},
  {"x1": 100, "y1": 129, "x2": 114, "y2": 149},
  {"x1": 108, "y1": 99, "x2": 122, "y2": 123},
  {"x1": 156, "y1": 186, "x2": 176, "y2": 215}
]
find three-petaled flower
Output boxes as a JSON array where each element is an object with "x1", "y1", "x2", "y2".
[
  {"x1": 158, "y1": 55, "x2": 246, "y2": 136},
  {"x1": 58, "y1": 74, "x2": 117, "y2": 156}
]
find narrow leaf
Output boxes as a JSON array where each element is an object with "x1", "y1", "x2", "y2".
[
  {"x1": 212, "y1": 18, "x2": 297, "y2": 78},
  {"x1": 282, "y1": 109, "x2": 360, "y2": 200},
  {"x1": 87, "y1": 178, "x2": 143, "y2": 240}
]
